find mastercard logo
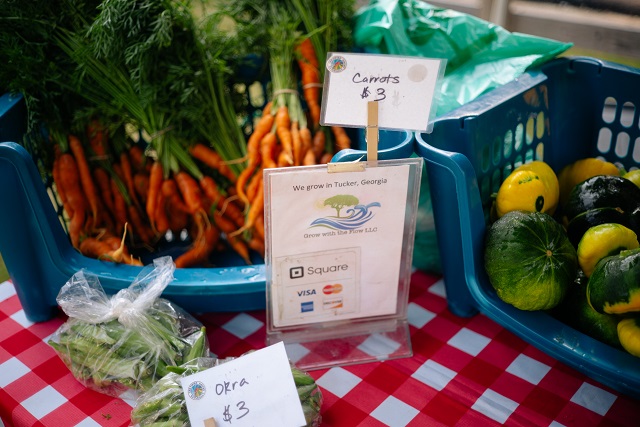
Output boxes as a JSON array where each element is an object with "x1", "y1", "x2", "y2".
[{"x1": 323, "y1": 284, "x2": 343, "y2": 295}]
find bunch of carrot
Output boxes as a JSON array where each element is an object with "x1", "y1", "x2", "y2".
[
  {"x1": 50, "y1": 121, "x2": 253, "y2": 269},
  {"x1": 231, "y1": 35, "x2": 352, "y2": 251}
]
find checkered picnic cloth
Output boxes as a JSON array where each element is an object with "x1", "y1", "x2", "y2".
[{"x1": 1, "y1": 271, "x2": 638, "y2": 427}]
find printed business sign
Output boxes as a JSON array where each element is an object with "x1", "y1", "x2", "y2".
[{"x1": 267, "y1": 164, "x2": 410, "y2": 327}]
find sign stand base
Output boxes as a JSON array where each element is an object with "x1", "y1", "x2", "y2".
[{"x1": 266, "y1": 317, "x2": 412, "y2": 371}]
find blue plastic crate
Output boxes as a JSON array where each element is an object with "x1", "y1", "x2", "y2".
[
  {"x1": 416, "y1": 57, "x2": 640, "y2": 399},
  {"x1": 0, "y1": 92, "x2": 413, "y2": 323}
]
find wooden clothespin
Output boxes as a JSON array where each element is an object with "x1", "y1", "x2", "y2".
[
  {"x1": 327, "y1": 100, "x2": 378, "y2": 173},
  {"x1": 204, "y1": 418, "x2": 218, "y2": 427},
  {"x1": 366, "y1": 100, "x2": 379, "y2": 162}
]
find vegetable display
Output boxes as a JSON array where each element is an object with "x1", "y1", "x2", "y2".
[
  {"x1": 0, "y1": 0, "x2": 355, "y2": 268},
  {"x1": 130, "y1": 356, "x2": 323, "y2": 427},
  {"x1": 484, "y1": 157, "x2": 640, "y2": 358}
]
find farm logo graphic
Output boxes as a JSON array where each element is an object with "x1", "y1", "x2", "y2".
[
  {"x1": 187, "y1": 381, "x2": 206, "y2": 400},
  {"x1": 310, "y1": 194, "x2": 380, "y2": 231},
  {"x1": 327, "y1": 55, "x2": 347, "y2": 73}
]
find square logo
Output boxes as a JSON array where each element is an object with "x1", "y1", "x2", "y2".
[
  {"x1": 301, "y1": 301, "x2": 314, "y2": 313},
  {"x1": 290, "y1": 266, "x2": 304, "y2": 279}
]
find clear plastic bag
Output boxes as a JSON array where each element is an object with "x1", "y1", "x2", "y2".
[
  {"x1": 48, "y1": 256, "x2": 209, "y2": 397},
  {"x1": 131, "y1": 356, "x2": 323, "y2": 427}
]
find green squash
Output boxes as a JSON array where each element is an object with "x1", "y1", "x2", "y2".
[
  {"x1": 484, "y1": 211, "x2": 578, "y2": 311},
  {"x1": 551, "y1": 273, "x2": 622, "y2": 349},
  {"x1": 587, "y1": 248, "x2": 640, "y2": 314},
  {"x1": 564, "y1": 175, "x2": 640, "y2": 225}
]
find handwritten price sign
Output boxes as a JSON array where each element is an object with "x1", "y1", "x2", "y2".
[
  {"x1": 181, "y1": 342, "x2": 306, "y2": 427},
  {"x1": 320, "y1": 52, "x2": 444, "y2": 132}
]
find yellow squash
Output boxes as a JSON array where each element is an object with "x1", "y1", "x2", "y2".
[
  {"x1": 577, "y1": 223, "x2": 639, "y2": 277},
  {"x1": 617, "y1": 318, "x2": 640, "y2": 357},
  {"x1": 623, "y1": 169, "x2": 640, "y2": 188},
  {"x1": 495, "y1": 161, "x2": 559, "y2": 218}
]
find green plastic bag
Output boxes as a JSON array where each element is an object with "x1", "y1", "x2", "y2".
[
  {"x1": 353, "y1": 1, "x2": 571, "y2": 273},
  {"x1": 353, "y1": 0, "x2": 572, "y2": 116}
]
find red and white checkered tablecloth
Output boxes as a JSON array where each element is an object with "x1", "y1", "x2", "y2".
[{"x1": 1, "y1": 271, "x2": 638, "y2": 427}]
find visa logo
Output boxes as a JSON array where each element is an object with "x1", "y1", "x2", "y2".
[{"x1": 297, "y1": 289, "x2": 316, "y2": 297}]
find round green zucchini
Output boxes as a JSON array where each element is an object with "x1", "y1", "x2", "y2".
[
  {"x1": 484, "y1": 210, "x2": 578, "y2": 311},
  {"x1": 587, "y1": 248, "x2": 640, "y2": 314},
  {"x1": 564, "y1": 175, "x2": 640, "y2": 224}
]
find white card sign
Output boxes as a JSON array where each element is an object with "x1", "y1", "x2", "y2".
[
  {"x1": 181, "y1": 342, "x2": 306, "y2": 427},
  {"x1": 320, "y1": 52, "x2": 444, "y2": 132}
]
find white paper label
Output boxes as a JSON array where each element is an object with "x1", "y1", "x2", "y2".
[
  {"x1": 268, "y1": 164, "x2": 410, "y2": 327},
  {"x1": 321, "y1": 52, "x2": 443, "y2": 131},
  {"x1": 180, "y1": 342, "x2": 306, "y2": 427}
]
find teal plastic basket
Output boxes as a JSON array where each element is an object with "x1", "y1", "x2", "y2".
[
  {"x1": 0, "y1": 91, "x2": 413, "y2": 323},
  {"x1": 416, "y1": 57, "x2": 640, "y2": 399}
]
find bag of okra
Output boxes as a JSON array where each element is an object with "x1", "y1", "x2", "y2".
[{"x1": 48, "y1": 256, "x2": 209, "y2": 397}]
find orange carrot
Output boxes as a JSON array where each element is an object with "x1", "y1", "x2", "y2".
[
  {"x1": 93, "y1": 168, "x2": 114, "y2": 215},
  {"x1": 52, "y1": 144, "x2": 68, "y2": 214},
  {"x1": 312, "y1": 129, "x2": 325, "y2": 161},
  {"x1": 277, "y1": 150, "x2": 291, "y2": 167},
  {"x1": 154, "y1": 191, "x2": 170, "y2": 235},
  {"x1": 80, "y1": 225, "x2": 142, "y2": 266},
  {"x1": 58, "y1": 154, "x2": 88, "y2": 248},
  {"x1": 275, "y1": 106, "x2": 293, "y2": 165},
  {"x1": 260, "y1": 132, "x2": 278, "y2": 169},
  {"x1": 213, "y1": 213, "x2": 251, "y2": 264},
  {"x1": 162, "y1": 179, "x2": 190, "y2": 214},
  {"x1": 174, "y1": 224, "x2": 220, "y2": 268},
  {"x1": 200, "y1": 176, "x2": 245, "y2": 228},
  {"x1": 331, "y1": 126, "x2": 351, "y2": 152},
  {"x1": 299, "y1": 125, "x2": 312, "y2": 156},
  {"x1": 79, "y1": 237, "x2": 114, "y2": 259},
  {"x1": 110, "y1": 177, "x2": 128, "y2": 235},
  {"x1": 128, "y1": 145, "x2": 146, "y2": 172},
  {"x1": 246, "y1": 178, "x2": 264, "y2": 231},
  {"x1": 236, "y1": 111, "x2": 274, "y2": 206},
  {"x1": 231, "y1": 178, "x2": 264, "y2": 238},
  {"x1": 320, "y1": 152, "x2": 333, "y2": 164},
  {"x1": 159, "y1": 178, "x2": 190, "y2": 233},
  {"x1": 254, "y1": 213, "x2": 265, "y2": 241},
  {"x1": 291, "y1": 121, "x2": 302, "y2": 166},
  {"x1": 174, "y1": 171, "x2": 206, "y2": 215},
  {"x1": 248, "y1": 235, "x2": 265, "y2": 257},
  {"x1": 190, "y1": 143, "x2": 237, "y2": 184},
  {"x1": 69, "y1": 134, "x2": 100, "y2": 229},
  {"x1": 87, "y1": 120, "x2": 108, "y2": 158},
  {"x1": 303, "y1": 148, "x2": 316, "y2": 166},
  {"x1": 246, "y1": 168, "x2": 263, "y2": 202},
  {"x1": 167, "y1": 200, "x2": 189, "y2": 233},
  {"x1": 102, "y1": 234, "x2": 125, "y2": 251},
  {"x1": 134, "y1": 172, "x2": 150, "y2": 206},
  {"x1": 146, "y1": 161, "x2": 164, "y2": 230},
  {"x1": 128, "y1": 204, "x2": 153, "y2": 244},
  {"x1": 296, "y1": 38, "x2": 321, "y2": 128}
]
